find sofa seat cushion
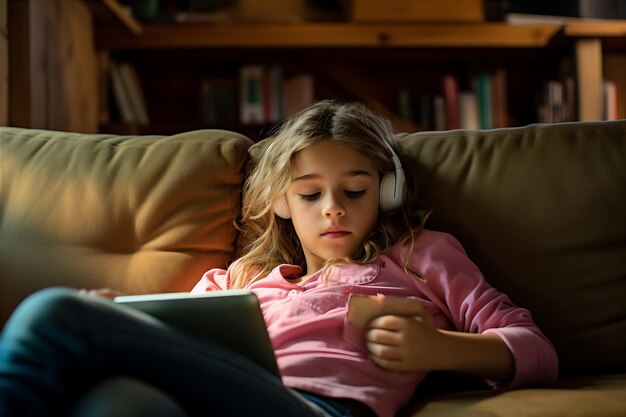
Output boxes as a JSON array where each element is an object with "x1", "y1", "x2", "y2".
[
  {"x1": 401, "y1": 374, "x2": 626, "y2": 417},
  {"x1": 0, "y1": 128, "x2": 253, "y2": 323}
]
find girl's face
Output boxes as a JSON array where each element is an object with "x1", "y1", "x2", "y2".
[{"x1": 286, "y1": 140, "x2": 380, "y2": 275}]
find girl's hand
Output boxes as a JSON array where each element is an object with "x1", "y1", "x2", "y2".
[
  {"x1": 79, "y1": 288, "x2": 125, "y2": 299},
  {"x1": 365, "y1": 310, "x2": 446, "y2": 372},
  {"x1": 365, "y1": 308, "x2": 515, "y2": 381}
]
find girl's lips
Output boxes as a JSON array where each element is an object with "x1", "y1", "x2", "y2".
[{"x1": 321, "y1": 231, "x2": 351, "y2": 239}]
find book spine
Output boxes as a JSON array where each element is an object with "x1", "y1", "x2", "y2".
[
  {"x1": 442, "y1": 75, "x2": 460, "y2": 130},
  {"x1": 603, "y1": 80, "x2": 618, "y2": 121},
  {"x1": 604, "y1": 55, "x2": 626, "y2": 120},
  {"x1": 120, "y1": 63, "x2": 150, "y2": 126},
  {"x1": 110, "y1": 61, "x2": 135, "y2": 124},
  {"x1": 240, "y1": 65, "x2": 265, "y2": 124},
  {"x1": 433, "y1": 95, "x2": 447, "y2": 131},
  {"x1": 459, "y1": 91, "x2": 479, "y2": 130},
  {"x1": 478, "y1": 72, "x2": 493, "y2": 129},
  {"x1": 491, "y1": 68, "x2": 508, "y2": 128}
]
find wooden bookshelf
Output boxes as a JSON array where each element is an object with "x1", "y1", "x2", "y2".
[
  {"x1": 94, "y1": 21, "x2": 561, "y2": 135},
  {"x1": 95, "y1": 22, "x2": 560, "y2": 50},
  {"x1": 562, "y1": 21, "x2": 626, "y2": 121},
  {"x1": 93, "y1": 18, "x2": 626, "y2": 135},
  {"x1": 11, "y1": 0, "x2": 624, "y2": 134}
]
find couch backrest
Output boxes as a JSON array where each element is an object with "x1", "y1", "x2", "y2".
[
  {"x1": 2, "y1": 121, "x2": 624, "y2": 377},
  {"x1": 0, "y1": 128, "x2": 252, "y2": 324},
  {"x1": 398, "y1": 121, "x2": 626, "y2": 376}
]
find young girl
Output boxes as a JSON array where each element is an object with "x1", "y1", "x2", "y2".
[{"x1": 0, "y1": 101, "x2": 558, "y2": 417}]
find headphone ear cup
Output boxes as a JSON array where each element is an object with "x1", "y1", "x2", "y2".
[
  {"x1": 379, "y1": 170, "x2": 406, "y2": 212},
  {"x1": 273, "y1": 196, "x2": 291, "y2": 219}
]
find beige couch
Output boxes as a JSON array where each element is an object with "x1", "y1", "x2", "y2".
[{"x1": 1, "y1": 121, "x2": 625, "y2": 416}]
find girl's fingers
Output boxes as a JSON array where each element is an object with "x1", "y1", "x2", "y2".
[
  {"x1": 366, "y1": 341, "x2": 403, "y2": 360},
  {"x1": 370, "y1": 314, "x2": 426, "y2": 329},
  {"x1": 366, "y1": 328, "x2": 401, "y2": 345},
  {"x1": 369, "y1": 314, "x2": 405, "y2": 330}
]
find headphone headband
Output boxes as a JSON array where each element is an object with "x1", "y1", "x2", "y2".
[{"x1": 379, "y1": 139, "x2": 406, "y2": 211}]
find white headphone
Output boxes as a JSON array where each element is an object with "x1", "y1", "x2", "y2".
[{"x1": 273, "y1": 140, "x2": 406, "y2": 219}]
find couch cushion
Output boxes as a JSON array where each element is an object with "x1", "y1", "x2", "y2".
[
  {"x1": 398, "y1": 121, "x2": 626, "y2": 377},
  {"x1": 0, "y1": 128, "x2": 253, "y2": 323},
  {"x1": 401, "y1": 374, "x2": 626, "y2": 417}
]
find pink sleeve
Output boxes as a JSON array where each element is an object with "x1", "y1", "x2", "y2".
[
  {"x1": 190, "y1": 267, "x2": 231, "y2": 293},
  {"x1": 414, "y1": 232, "x2": 559, "y2": 388}
]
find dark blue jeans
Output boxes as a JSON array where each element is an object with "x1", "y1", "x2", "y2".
[{"x1": 0, "y1": 288, "x2": 330, "y2": 417}]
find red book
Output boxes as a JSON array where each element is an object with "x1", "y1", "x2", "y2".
[
  {"x1": 491, "y1": 69, "x2": 509, "y2": 128},
  {"x1": 443, "y1": 75, "x2": 460, "y2": 130}
]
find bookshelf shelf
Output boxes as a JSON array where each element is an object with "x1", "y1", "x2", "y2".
[
  {"x1": 95, "y1": 22, "x2": 560, "y2": 50},
  {"x1": 564, "y1": 21, "x2": 626, "y2": 37}
]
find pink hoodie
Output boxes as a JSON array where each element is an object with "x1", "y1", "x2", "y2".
[{"x1": 192, "y1": 230, "x2": 558, "y2": 417}]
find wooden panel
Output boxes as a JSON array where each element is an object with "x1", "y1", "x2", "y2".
[
  {"x1": 47, "y1": 0, "x2": 98, "y2": 132},
  {"x1": 0, "y1": 0, "x2": 7, "y2": 125},
  {"x1": 8, "y1": 0, "x2": 98, "y2": 132},
  {"x1": 95, "y1": 23, "x2": 560, "y2": 50}
]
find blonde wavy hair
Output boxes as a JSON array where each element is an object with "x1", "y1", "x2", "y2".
[{"x1": 230, "y1": 100, "x2": 426, "y2": 288}]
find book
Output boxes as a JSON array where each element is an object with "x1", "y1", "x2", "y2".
[
  {"x1": 110, "y1": 61, "x2": 135, "y2": 124},
  {"x1": 604, "y1": 54, "x2": 626, "y2": 119},
  {"x1": 476, "y1": 72, "x2": 493, "y2": 129},
  {"x1": 119, "y1": 63, "x2": 150, "y2": 126},
  {"x1": 458, "y1": 92, "x2": 480, "y2": 130},
  {"x1": 433, "y1": 95, "x2": 447, "y2": 131},
  {"x1": 491, "y1": 68, "x2": 508, "y2": 128},
  {"x1": 282, "y1": 73, "x2": 314, "y2": 117},
  {"x1": 267, "y1": 66, "x2": 284, "y2": 123},
  {"x1": 442, "y1": 75, "x2": 460, "y2": 130},
  {"x1": 603, "y1": 80, "x2": 618, "y2": 121},
  {"x1": 200, "y1": 78, "x2": 237, "y2": 125},
  {"x1": 240, "y1": 65, "x2": 265, "y2": 124},
  {"x1": 564, "y1": 76, "x2": 577, "y2": 122}
]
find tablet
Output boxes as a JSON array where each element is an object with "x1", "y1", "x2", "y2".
[{"x1": 114, "y1": 290, "x2": 280, "y2": 376}]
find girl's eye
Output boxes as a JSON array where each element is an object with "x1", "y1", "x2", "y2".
[
  {"x1": 300, "y1": 193, "x2": 320, "y2": 201},
  {"x1": 345, "y1": 190, "x2": 366, "y2": 198}
]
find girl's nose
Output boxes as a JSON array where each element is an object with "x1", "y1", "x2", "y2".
[{"x1": 323, "y1": 195, "x2": 345, "y2": 217}]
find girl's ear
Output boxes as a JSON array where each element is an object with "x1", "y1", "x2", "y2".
[{"x1": 274, "y1": 196, "x2": 291, "y2": 219}]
